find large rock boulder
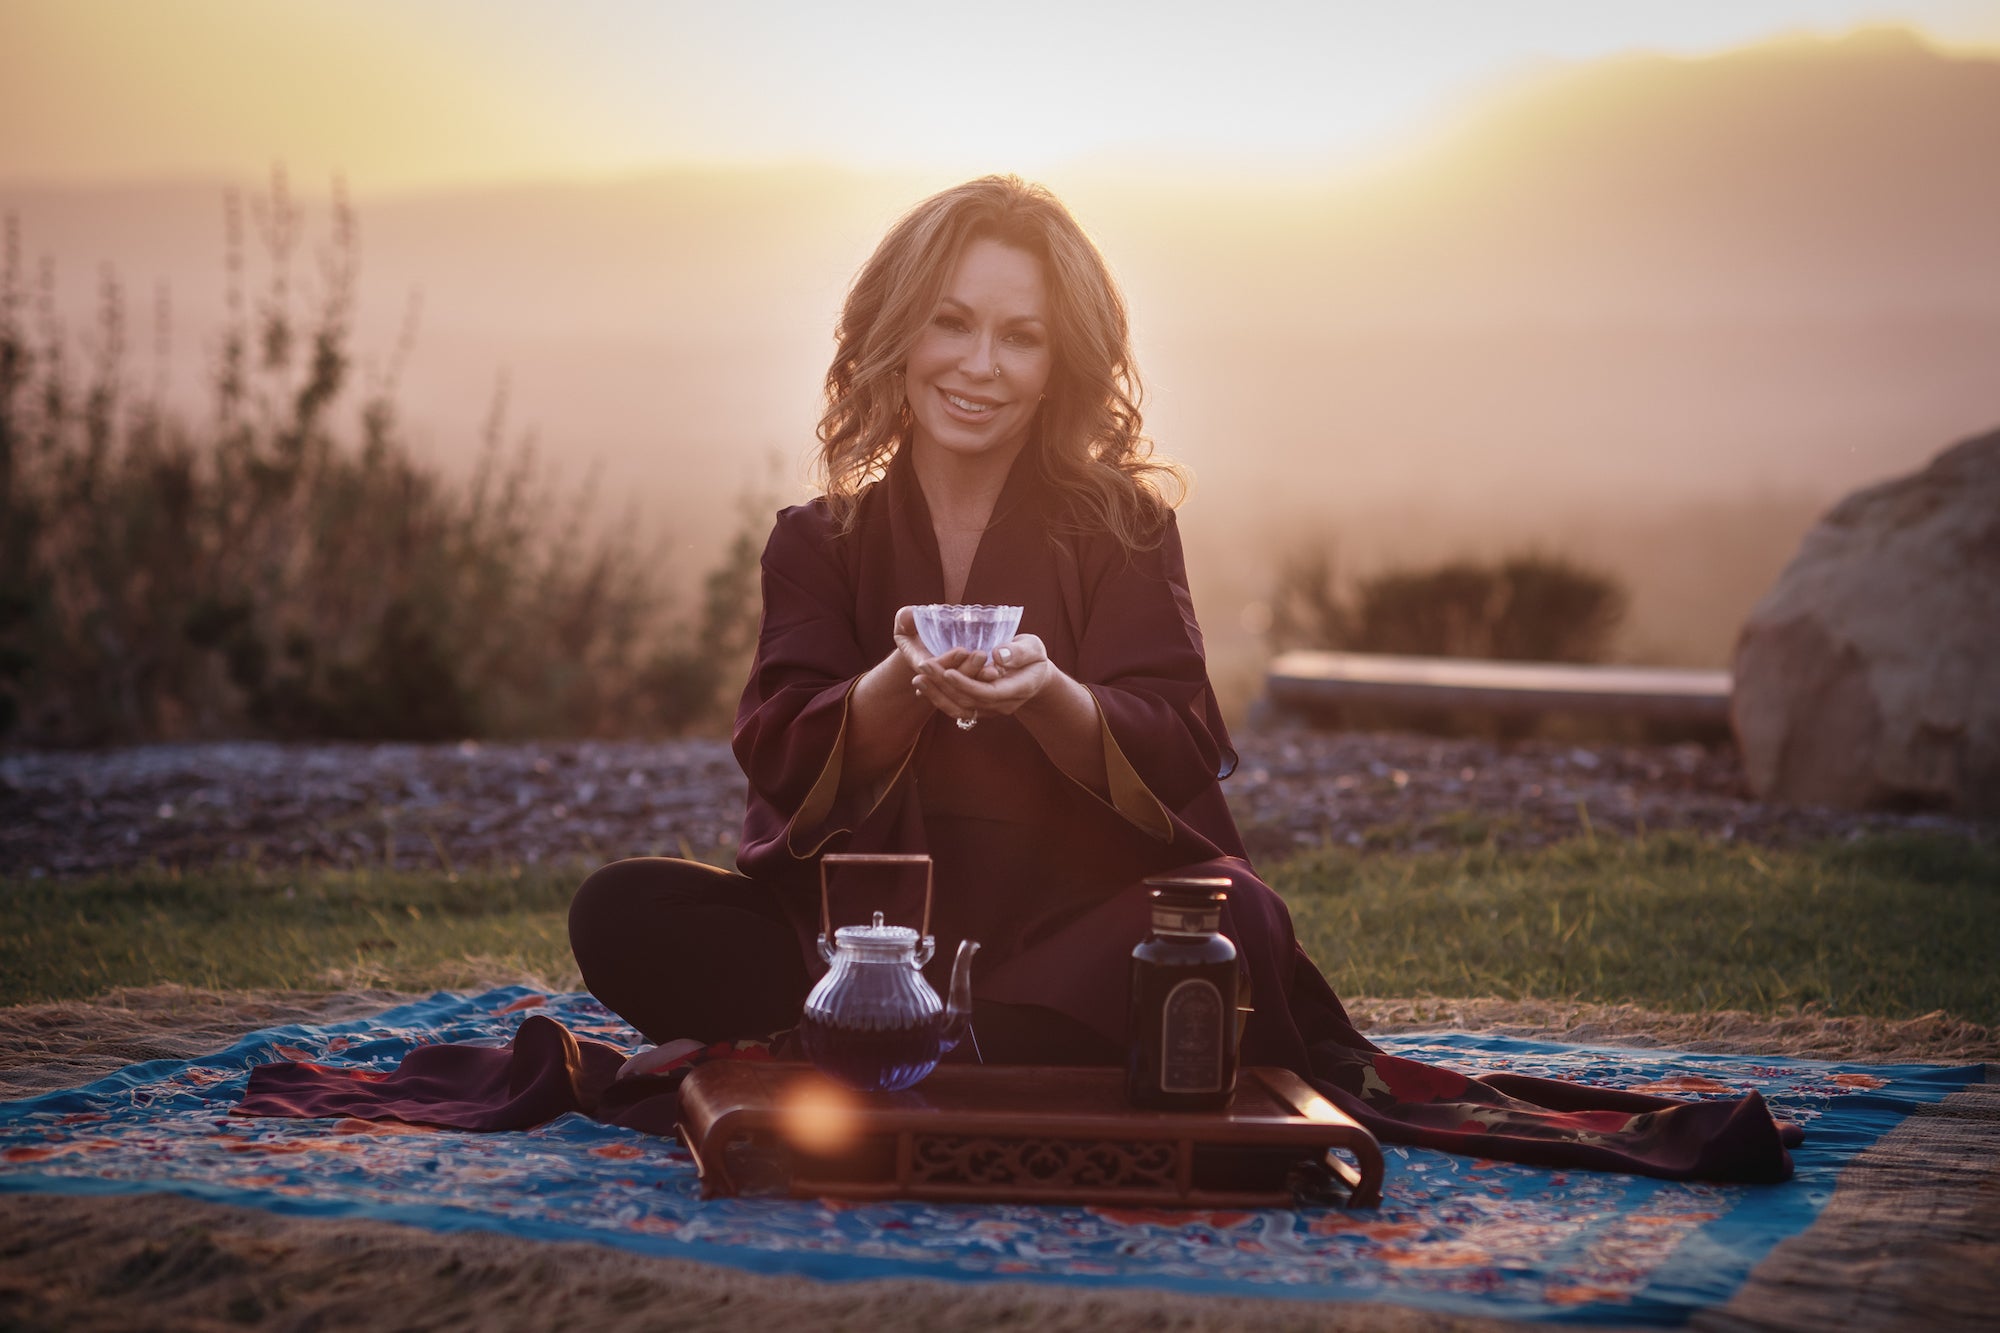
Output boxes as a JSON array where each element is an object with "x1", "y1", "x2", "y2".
[{"x1": 1732, "y1": 428, "x2": 2000, "y2": 814}]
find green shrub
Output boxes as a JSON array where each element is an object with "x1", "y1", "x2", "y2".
[
  {"x1": 1272, "y1": 549, "x2": 1626, "y2": 663},
  {"x1": 0, "y1": 174, "x2": 761, "y2": 743},
  {"x1": 1266, "y1": 546, "x2": 1633, "y2": 738}
]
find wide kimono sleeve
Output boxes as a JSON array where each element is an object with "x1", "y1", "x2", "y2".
[
  {"x1": 1071, "y1": 510, "x2": 1240, "y2": 843},
  {"x1": 731, "y1": 503, "x2": 902, "y2": 871}
]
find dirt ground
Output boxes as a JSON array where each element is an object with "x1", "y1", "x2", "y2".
[{"x1": 1, "y1": 984, "x2": 1992, "y2": 1332}]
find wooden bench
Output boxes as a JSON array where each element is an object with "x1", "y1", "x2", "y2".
[{"x1": 1265, "y1": 650, "x2": 1733, "y2": 726}]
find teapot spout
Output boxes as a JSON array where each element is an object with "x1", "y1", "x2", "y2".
[{"x1": 941, "y1": 937, "x2": 980, "y2": 1054}]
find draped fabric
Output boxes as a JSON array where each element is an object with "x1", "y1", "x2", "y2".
[
  {"x1": 241, "y1": 1014, "x2": 682, "y2": 1137},
  {"x1": 241, "y1": 448, "x2": 1799, "y2": 1183}
]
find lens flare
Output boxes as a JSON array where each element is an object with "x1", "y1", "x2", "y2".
[{"x1": 775, "y1": 1074, "x2": 864, "y2": 1157}]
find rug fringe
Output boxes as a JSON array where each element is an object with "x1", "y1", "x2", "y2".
[{"x1": 1695, "y1": 1075, "x2": 2000, "y2": 1333}]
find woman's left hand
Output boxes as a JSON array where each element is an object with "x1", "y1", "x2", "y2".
[{"x1": 914, "y1": 634, "x2": 1057, "y2": 719}]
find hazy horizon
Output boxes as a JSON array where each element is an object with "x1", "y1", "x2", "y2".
[{"x1": 7, "y1": 10, "x2": 1999, "y2": 711}]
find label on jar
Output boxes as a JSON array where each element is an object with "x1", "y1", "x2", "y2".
[
  {"x1": 1150, "y1": 906, "x2": 1221, "y2": 935},
  {"x1": 1159, "y1": 978, "x2": 1226, "y2": 1093}
]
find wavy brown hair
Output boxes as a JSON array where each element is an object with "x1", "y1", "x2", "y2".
[{"x1": 815, "y1": 176, "x2": 1185, "y2": 549}]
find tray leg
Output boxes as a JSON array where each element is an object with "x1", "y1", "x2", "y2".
[
  {"x1": 679, "y1": 1118, "x2": 741, "y2": 1199},
  {"x1": 1324, "y1": 1140, "x2": 1384, "y2": 1209}
]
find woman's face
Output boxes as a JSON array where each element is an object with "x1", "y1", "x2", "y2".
[{"x1": 903, "y1": 237, "x2": 1053, "y2": 472}]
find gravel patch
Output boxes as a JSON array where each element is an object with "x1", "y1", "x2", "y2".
[{"x1": 2, "y1": 728, "x2": 1986, "y2": 880}]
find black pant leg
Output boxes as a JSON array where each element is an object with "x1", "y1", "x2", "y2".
[
  {"x1": 571, "y1": 858, "x2": 1129, "y2": 1064},
  {"x1": 568, "y1": 856, "x2": 810, "y2": 1045}
]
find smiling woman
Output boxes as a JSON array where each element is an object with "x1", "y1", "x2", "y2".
[{"x1": 549, "y1": 175, "x2": 1807, "y2": 1184}]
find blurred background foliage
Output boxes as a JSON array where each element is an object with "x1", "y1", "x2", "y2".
[
  {"x1": 0, "y1": 176, "x2": 765, "y2": 745},
  {"x1": 1267, "y1": 546, "x2": 1628, "y2": 664},
  {"x1": 1264, "y1": 544, "x2": 1638, "y2": 740}
]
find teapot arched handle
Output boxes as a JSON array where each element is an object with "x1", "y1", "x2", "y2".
[{"x1": 820, "y1": 852, "x2": 934, "y2": 940}]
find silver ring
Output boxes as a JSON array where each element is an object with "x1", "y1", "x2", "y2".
[{"x1": 956, "y1": 712, "x2": 978, "y2": 731}]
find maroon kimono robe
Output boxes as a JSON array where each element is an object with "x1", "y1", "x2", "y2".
[
  {"x1": 726, "y1": 449, "x2": 1799, "y2": 1183},
  {"x1": 732, "y1": 450, "x2": 1294, "y2": 1038}
]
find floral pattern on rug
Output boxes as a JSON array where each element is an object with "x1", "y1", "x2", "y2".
[{"x1": 0, "y1": 988, "x2": 1978, "y2": 1324}]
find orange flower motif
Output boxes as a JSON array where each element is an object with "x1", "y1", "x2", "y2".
[
  {"x1": 1378, "y1": 1244, "x2": 1486, "y2": 1269},
  {"x1": 589, "y1": 1142, "x2": 648, "y2": 1159},
  {"x1": 1308, "y1": 1216, "x2": 1428, "y2": 1241}
]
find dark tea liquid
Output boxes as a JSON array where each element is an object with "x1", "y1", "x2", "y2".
[{"x1": 799, "y1": 1012, "x2": 943, "y2": 1092}]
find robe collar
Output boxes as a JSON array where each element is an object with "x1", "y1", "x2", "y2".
[{"x1": 882, "y1": 443, "x2": 1043, "y2": 606}]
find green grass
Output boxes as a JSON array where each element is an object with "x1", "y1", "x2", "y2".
[
  {"x1": 1273, "y1": 831, "x2": 2000, "y2": 1023},
  {"x1": 2, "y1": 832, "x2": 1995, "y2": 1022},
  {"x1": 0, "y1": 862, "x2": 594, "y2": 1004}
]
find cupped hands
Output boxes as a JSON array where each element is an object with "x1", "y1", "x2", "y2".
[{"x1": 893, "y1": 604, "x2": 1054, "y2": 724}]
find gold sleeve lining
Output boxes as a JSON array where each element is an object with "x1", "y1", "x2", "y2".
[
  {"x1": 1096, "y1": 701, "x2": 1174, "y2": 843},
  {"x1": 785, "y1": 680, "x2": 918, "y2": 859}
]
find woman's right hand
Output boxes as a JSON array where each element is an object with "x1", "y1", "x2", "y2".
[{"x1": 893, "y1": 605, "x2": 987, "y2": 722}]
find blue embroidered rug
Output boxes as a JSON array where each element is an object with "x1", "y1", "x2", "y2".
[{"x1": 0, "y1": 987, "x2": 1980, "y2": 1325}]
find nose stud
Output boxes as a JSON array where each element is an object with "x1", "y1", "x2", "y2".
[{"x1": 990, "y1": 364, "x2": 1001, "y2": 380}]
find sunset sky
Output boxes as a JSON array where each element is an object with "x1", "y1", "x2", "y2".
[
  {"x1": 5, "y1": 1, "x2": 1998, "y2": 678},
  {"x1": 4, "y1": 0, "x2": 1999, "y2": 188}
]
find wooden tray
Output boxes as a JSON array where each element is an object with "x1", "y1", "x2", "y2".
[{"x1": 676, "y1": 1062, "x2": 1382, "y2": 1208}]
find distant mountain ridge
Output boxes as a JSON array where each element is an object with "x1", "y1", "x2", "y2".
[
  {"x1": 1376, "y1": 25, "x2": 2000, "y2": 316},
  {"x1": 1065, "y1": 25, "x2": 2000, "y2": 332}
]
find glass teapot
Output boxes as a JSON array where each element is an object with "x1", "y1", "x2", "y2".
[{"x1": 799, "y1": 854, "x2": 979, "y2": 1092}]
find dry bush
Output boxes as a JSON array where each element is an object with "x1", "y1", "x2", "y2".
[
  {"x1": 1269, "y1": 547, "x2": 1627, "y2": 663},
  {"x1": 0, "y1": 174, "x2": 759, "y2": 744}
]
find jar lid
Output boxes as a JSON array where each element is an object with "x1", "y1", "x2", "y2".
[{"x1": 1144, "y1": 876, "x2": 1231, "y2": 906}]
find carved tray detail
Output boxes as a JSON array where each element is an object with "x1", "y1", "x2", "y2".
[{"x1": 910, "y1": 1134, "x2": 1181, "y2": 1190}]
